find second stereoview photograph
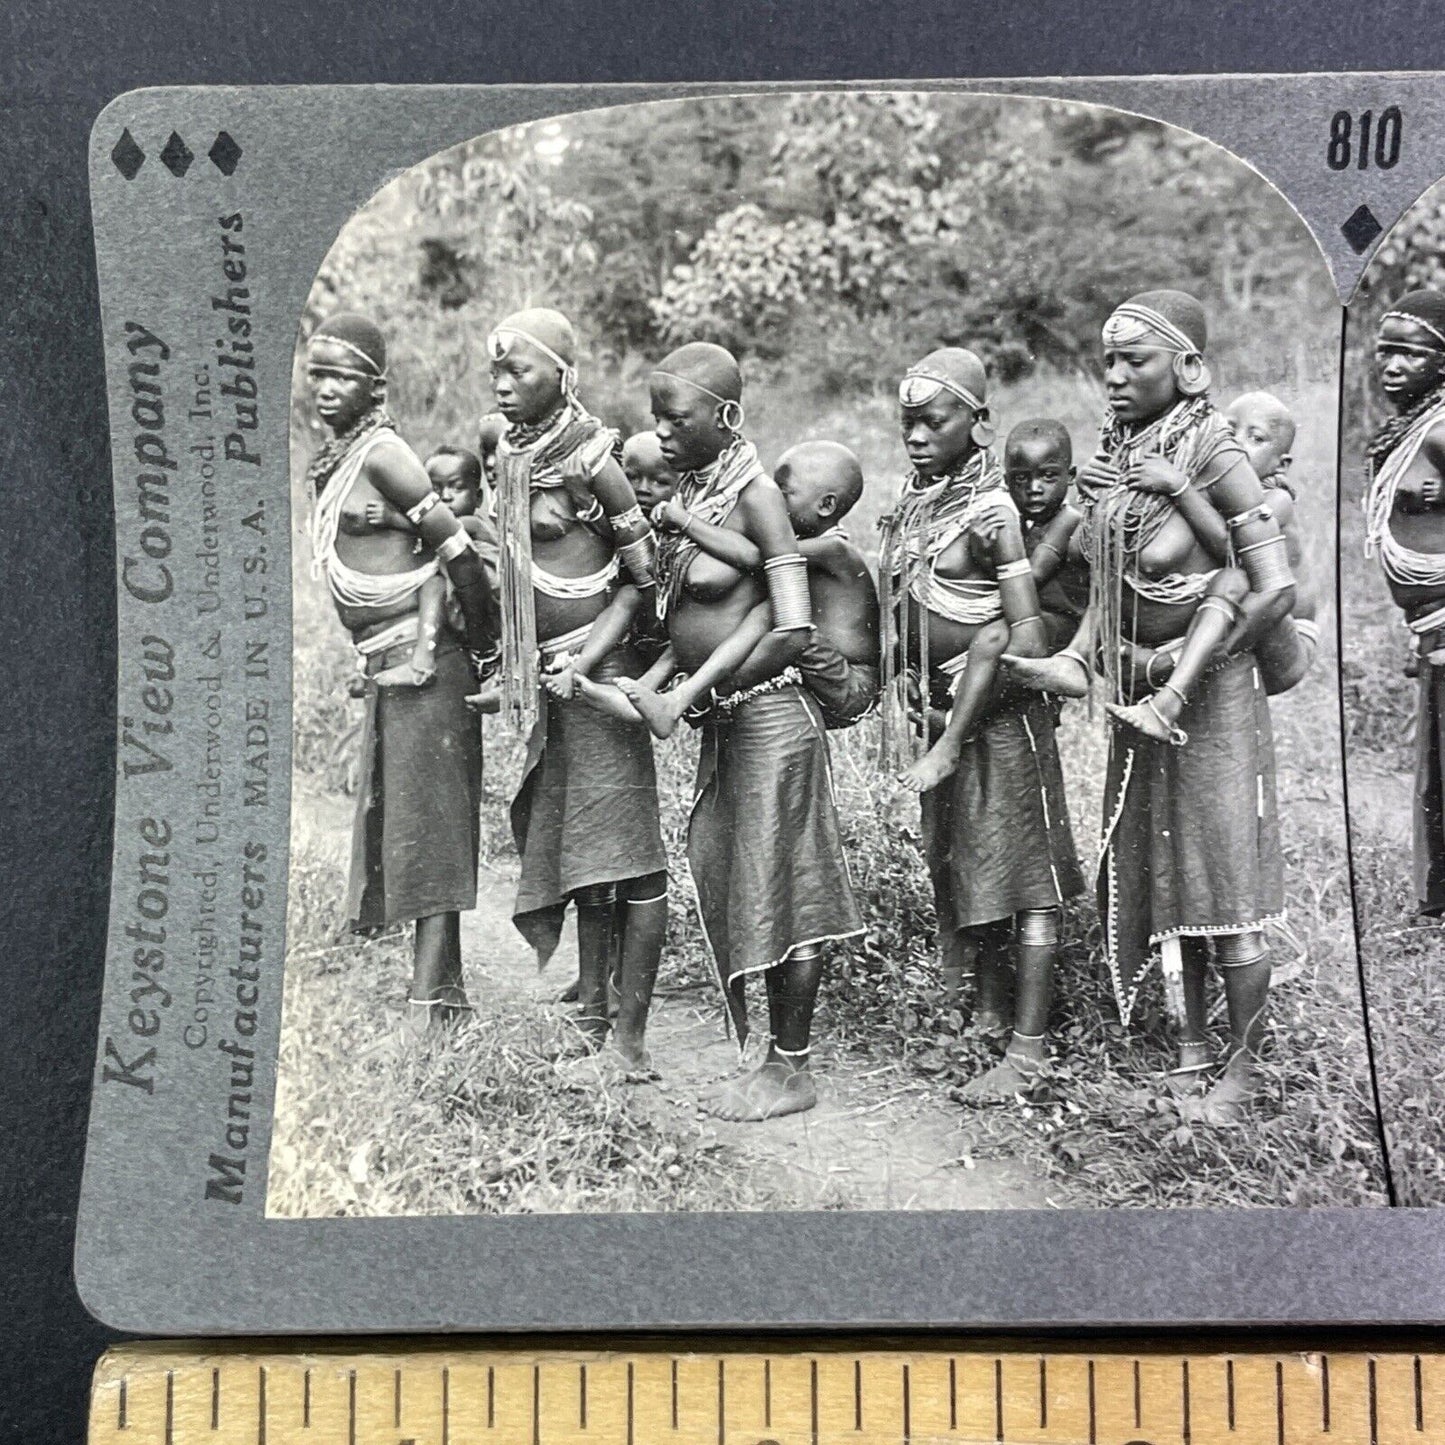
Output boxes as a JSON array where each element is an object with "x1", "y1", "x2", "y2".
[{"x1": 266, "y1": 89, "x2": 1385, "y2": 1220}]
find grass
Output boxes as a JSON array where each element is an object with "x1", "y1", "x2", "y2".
[{"x1": 276, "y1": 354, "x2": 1390, "y2": 1213}]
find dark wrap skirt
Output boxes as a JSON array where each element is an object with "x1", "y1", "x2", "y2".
[
  {"x1": 921, "y1": 689, "x2": 1083, "y2": 935},
  {"x1": 688, "y1": 683, "x2": 864, "y2": 1046},
  {"x1": 510, "y1": 648, "x2": 666, "y2": 964},
  {"x1": 1415, "y1": 658, "x2": 1445, "y2": 916},
  {"x1": 798, "y1": 631, "x2": 881, "y2": 729},
  {"x1": 1098, "y1": 651, "x2": 1285, "y2": 1023},
  {"x1": 346, "y1": 643, "x2": 482, "y2": 931}
]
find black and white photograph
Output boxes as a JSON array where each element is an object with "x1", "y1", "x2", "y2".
[
  {"x1": 1342, "y1": 174, "x2": 1445, "y2": 1206},
  {"x1": 262, "y1": 90, "x2": 1384, "y2": 1218}
]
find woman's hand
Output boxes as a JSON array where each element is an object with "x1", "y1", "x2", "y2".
[
  {"x1": 1128, "y1": 455, "x2": 1189, "y2": 497},
  {"x1": 653, "y1": 497, "x2": 691, "y2": 533},
  {"x1": 363, "y1": 498, "x2": 392, "y2": 529},
  {"x1": 1074, "y1": 453, "x2": 1119, "y2": 502}
]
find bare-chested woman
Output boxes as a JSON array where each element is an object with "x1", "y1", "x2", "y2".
[
  {"x1": 1364, "y1": 288, "x2": 1445, "y2": 917},
  {"x1": 489, "y1": 308, "x2": 668, "y2": 1077},
  {"x1": 304, "y1": 312, "x2": 499, "y2": 1036},
  {"x1": 650, "y1": 342, "x2": 864, "y2": 1121},
  {"x1": 880, "y1": 348, "x2": 1083, "y2": 1101},
  {"x1": 1005, "y1": 290, "x2": 1294, "y2": 1123}
]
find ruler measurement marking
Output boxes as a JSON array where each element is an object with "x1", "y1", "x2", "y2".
[
  {"x1": 580, "y1": 1363, "x2": 588, "y2": 1429},
  {"x1": 1417, "y1": 1355, "x2": 1426, "y2": 1431},
  {"x1": 1181, "y1": 1359, "x2": 1191, "y2": 1445},
  {"x1": 902, "y1": 1363, "x2": 912, "y2": 1444},
  {"x1": 1226, "y1": 1359, "x2": 1235, "y2": 1431},
  {"x1": 994, "y1": 1358, "x2": 1004, "y2": 1442},
  {"x1": 1133, "y1": 1360, "x2": 1142, "y2": 1430},
  {"x1": 1370, "y1": 1358, "x2": 1380, "y2": 1445},
  {"x1": 764, "y1": 1359, "x2": 771, "y2": 1429},
  {"x1": 854, "y1": 1359, "x2": 862, "y2": 1431},
  {"x1": 1086, "y1": 1360, "x2": 1095, "y2": 1445},
  {"x1": 1322, "y1": 1354, "x2": 1331, "y2": 1432},
  {"x1": 258, "y1": 1365, "x2": 267, "y2": 1445},
  {"x1": 1039, "y1": 1358, "x2": 1047, "y2": 1431},
  {"x1": 1275, "y1": 1361, "x2": 1285, "y2": 1445},
  {"x1": 165, "y1": 1371, "x2": 174, "y2": 1445}
]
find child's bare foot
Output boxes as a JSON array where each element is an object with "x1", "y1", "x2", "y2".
[
  {"x1": 897, "y1": 741, "x2": 960, "y2": 793},
  {"x1": 1001, "y1": 652, "x2": 1088, "y2": 697},
  {"x1": 704, "y1": 1060, "x2": 817, "y2": 1121},
  {"x1": 346, "y1": 674, "x2": 368, "y2": 699},
  {"x1": 466, "y1": 680, "x2": 502, "y2": 713},
  {"x1": 375, "y1": 659, "x2": 436, "y2": 689},
  {"x1": 616, "y1": 679, "x2": 686, "y2": 739},
  {"x1": 575, "y1": 675, "x2": 643, "y2": 723},
  {"x1": 1106, "y1": 697, "x2": 1186, "y2": 745}
]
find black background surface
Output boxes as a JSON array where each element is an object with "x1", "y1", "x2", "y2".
[{"x1": 7, "y1": 3, "x2": 1445, "y2": 1440}]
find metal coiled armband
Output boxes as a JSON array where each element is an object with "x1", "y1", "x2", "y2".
[
  {"x1": 618, "y1": 530, "x2": 657, "y2": 589},
  {"x1": 764, "y1": 554, "x2": 812, "y2": 632},
  {"x1": 1238, "y1": 533, "x2": 1293, "y2": 594}
]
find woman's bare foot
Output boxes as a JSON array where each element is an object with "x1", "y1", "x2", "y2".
[
  {"x1": 616, "y1": 679, "x2": 686, "y2": 739},
  {"x1": 558, "y1": 1042, "x2": 659, "y2": 1087},
  {"x1": 558, "y1": 977, "x2": 581, "y2": 1004},
  {"x1": 1000, "y1": 652, "x2": 1089, "y2": 698},
  {"x1": 1184, "y1": 1054, "x2": 1261, "y2": 1125},
  {"x1": 404, "y1": 998, "x2": 447, "y2": 1041},
  {"x1": 575, "y1": 675, "x2": 644, "y2": 723},
  {"x1": 970, "y1": 1009, "x2": 1012, "y2": 1043},
  {"x1": 957, "y1": 1053, "x2": 1038, "y2": 1103},
  {"x1": 1164, "y1": 1040, "x2": 1212, "y2": 1099},
  {"x1": 1106, "y1": 697, "x2": 1185, "y2": 745},
  {"x1": 897, "y1": 741, "x2": 960, "y2": 794},
  {"x1": 704, "y1": 1061, "x2": 818, "y2": 1121}
]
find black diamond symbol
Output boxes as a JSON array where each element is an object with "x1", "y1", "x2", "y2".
[
  {"x1": 159, "y1": 132, "x2": 194, "y2": 177},
  {"x1": 1342, "y1": 203, "x2": 1384, "y2": 256},
  {"x1": 209, "y1": 131, "x2": 242, "y2": 176},
  {"x1": 111, "y1": 129, "x2": 144, "y2": 179}
]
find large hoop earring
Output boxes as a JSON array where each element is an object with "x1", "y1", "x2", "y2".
[
  {"x1": 1173, "y1": 353, "x2": 1211, "y2": 397},
  {"x1": 970, "y1": 411, "x2": 997, "y2": 449},
  {"x1": 717, "y1": 399, "x2": 745, "y2": 433}
]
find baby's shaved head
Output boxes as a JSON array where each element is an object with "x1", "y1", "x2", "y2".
[
  {"x1": 622, "y1": 430, "x2": 667, "y2": 469},
  {"x1": 1005, "y1": 418, "x2": 1072, "y2": 461},
  {"x1": 1227, "y1": 391, "x2": 1297, "y2": 452},
  {"x1": 653, "y1": 341, "x2": 743, "y2": 403},
  {"x1": 776, "y1": 440, "x2": 864, "y2": 516}
]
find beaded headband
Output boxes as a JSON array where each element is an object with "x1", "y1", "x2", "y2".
[
  {"x1": 307, "y1": 334, "x2": 385, "y2": 379},
  {"x1": 487, "y1": 326, "x2": 577, "y2": 392},
  {"x1": 1382, "y1": 311, "x2": 1445, "y2": 353},
  {"x1": 1101, "y1": 303, "x2": 1200, "y2": 357},
  {"x1": 898, "y1": 368, "x2": 984, "y2": 412}
]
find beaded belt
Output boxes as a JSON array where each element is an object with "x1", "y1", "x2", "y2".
[
  {"x1": 538, "y1": 622, "x2": 594, "y2": 664},
  {"x1": 714, "y1": 666, "x2": 802, "y2": 718}
]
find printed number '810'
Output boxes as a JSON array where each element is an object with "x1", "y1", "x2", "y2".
[{"x1": 1328, "y1": 107, "x2": 1403, "y2": 170}]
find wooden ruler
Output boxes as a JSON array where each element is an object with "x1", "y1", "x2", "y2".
[{"x1": 89, "y1": 1341, "x2": 1445, "y2": 1445}]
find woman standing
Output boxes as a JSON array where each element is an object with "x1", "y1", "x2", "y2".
[
  {"x1": 1007, "y1": 290, "x2": 1294, "y2": 1122},
  {"x1": 305, "y1": 312, "x2": 497, "y2": 1035}
]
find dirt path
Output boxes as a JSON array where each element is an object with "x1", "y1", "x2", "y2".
[{"x1": 296, "y1": 782, "x2": 1054, "y2": 1212}]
